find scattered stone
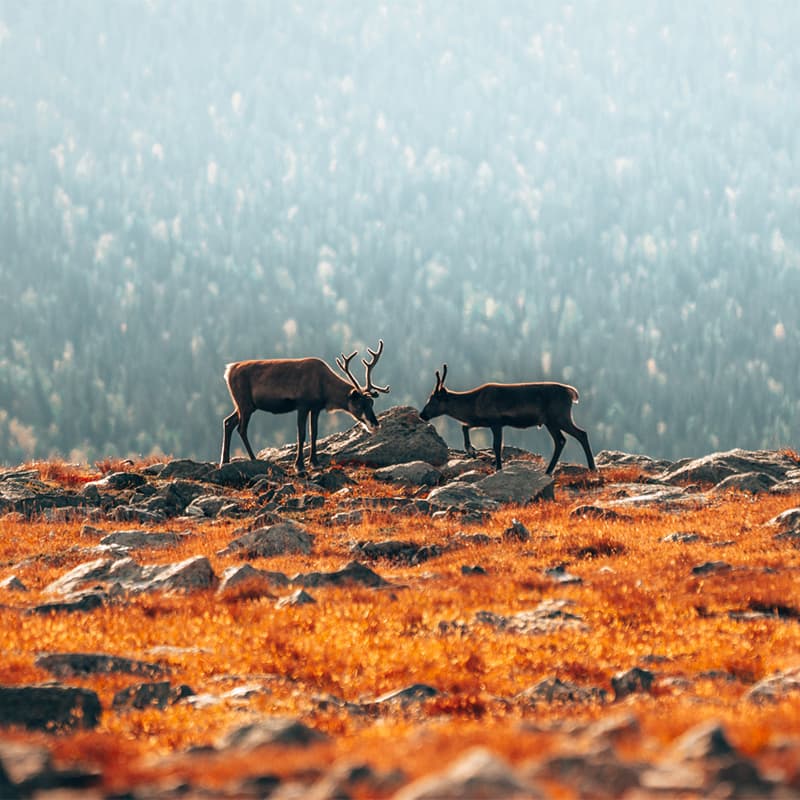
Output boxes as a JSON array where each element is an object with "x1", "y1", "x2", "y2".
[
  {"x1": 595, "y1": 449, "x2": 673, "y2": 473},
  {"x1": 0, "y1": 575, "x2": 27, "y2": 592},
  {"x1": 660, "y1": 448, "x2": 799, "y2": 486},
  {"x1": 276, "y1": 589, "x2": 316, "y2": 608},
  {"x1": 611, "y1": 667, "x2": 654, "y2": 700},
  {"x1": 543, "y1": 565, "x2": 582, "y2": 584},
  {"x1": 766, "y1": 507, "x2": 800, "y2": 536},
  {"x1": 218, "y1": 521, "x2": 314, "y2": 558},
  {"x1": 476, "y1": 463, "x2": 554, "y2": 504},
  {"x1": 85, "y1": 471, "x2": 146, "y2": 490},
  {"x1": 527, "y1": 750, "x2": 640, "y2": 799},
  {"x1": 99, "y1": 529, "x2": 189, "y2": 549},
  {"x1": 662, "y1": 531, "x2": 704, "y2": 543},
  {"x1": 691, "y1": 561, "x2": 732, "y2": 576},
  {"x1": 374, "y1": 461, "x2": 442, "y2": 486},
  {"x1": 0, "y1": 685, "x2": 102, "y2": 731},
  {"x1": 217, "y1": 717, "x2": 329, "y2": 750},
  {"x1": 570, "y1": 504, "x2": 628, "y2": 521},
  {"x1": 293, "y1": 561, "x2": 389, "y2": 589},
  {"x1": 503, "y1": 519, "x2": 530, "y2": 542},
  {"x1": 393, "y1": 747, "x2": 540, "y2": 800},
  {"x1": 35, "y1": 653, "x2": 165, "y2": 679},
  {"x1": 745, "y1": 667, "x2": 800, "y2": 703},
  {"x1": 0, "y1": 739, "x2": 100, "y2": 796},
  {"x1": 43, "y1": 555, "x2": 218, "y2": 597},
  {"x1": 329, "y1": 510, "x2": 364, "y2": 526},
  {"x1": 350, "y1": 539, "x2": 442, "y2": 565},
  {"x1": 112, "y1": 681, "x2": 194, "y2": 711},
  {"x1": 475, "y1": 600, "x2": 587, "y2": 635},
  {"x1": 217, "y1": 564, "x2": 289, "y2": 597},
  {"x1": 370, "y1": 684, "x2": 440, "y2": 707},
  {"x1": 28, "y1": 592, "x2": 108, "y2": 615},
  {"x1": 426, "y1": 482, "x2": 499, "y2": 513},
  {"x1": 712, "y1": 471, "x2": 777, "y2": 494},
  {"x1": 461, "y1": 565, "x2": 487, "y2": 576},
  {"x1": 516, "y1": 677, "x2": 606, "y2": 705}
]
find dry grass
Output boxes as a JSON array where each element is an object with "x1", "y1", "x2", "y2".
[{"x1": 1, "y1": 459, "x2": 800, "y2": 794}]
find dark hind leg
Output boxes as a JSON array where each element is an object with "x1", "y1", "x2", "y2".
[
  {"x1": 220, "y1": 411, "x2": 239, "y2": 466},
  {"x1": 236, "y1": 408, "x2": 257, "y2": 460},
  {"x1": 490, "y1": 425, "x2": 504, "y2": 470},
  {"x1": 562, "y1": 419, "x2": 596, "y2": 471},
  {"x1": 545, "y1": 423, "x2": 567, "y2": 474},
  {"x1": 295, "y1": 409, "x2": 309, "y2": 475},
  {"x1": 309, "y1": 409, "x2": 321, "y2": 468}
]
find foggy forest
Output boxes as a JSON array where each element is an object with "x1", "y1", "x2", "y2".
[{"x1": 1, "y1": 1, "x2": 798, "y2": 467}]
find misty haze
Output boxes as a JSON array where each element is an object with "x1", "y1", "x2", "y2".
[{"x1": 1, "y1": 2, "x2": 798, "y2": 467}]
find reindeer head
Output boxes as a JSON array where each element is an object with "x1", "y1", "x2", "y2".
[
  {"x1": 335, "y1": 340, "x2": 390, "y2": 433},
  {"x1": 419, "y1": 364, "x2": 449, "y2": 421}
]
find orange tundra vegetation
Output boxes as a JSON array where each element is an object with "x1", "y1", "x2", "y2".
[{"x1": 1, "y1": 458, "x2": 800, "y2": 795}]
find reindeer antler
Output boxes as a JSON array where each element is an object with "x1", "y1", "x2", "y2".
[
  {"x1": 435, "y1": 363, "x2": 448, "y2": 392},
  {"x1": 335, "y1": 350, "x2": 362, "y2": 391},
  {"x1": 362, "y1": 339, "x2": 390, "y2": 396}
]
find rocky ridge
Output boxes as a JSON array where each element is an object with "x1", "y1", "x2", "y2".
[{"x1": 1, "y1": 407, "x2": 800, "y2": 797}]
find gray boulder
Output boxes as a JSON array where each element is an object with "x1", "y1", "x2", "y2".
[
  {"x1": 217, "y1": 564, "x2": 290, "y2": 597},
  {"x1": 292, "y1": 560, "x2": 389, "y2": 589},
  {"x1": 660, "y1": 448, "x2": 799, "y2": 485},
  {"x1": 258, "y1": 406, "x2": 449, "y2": 468},
  {"x1": 712, "y1": 471, "x2": 777, "y2": 494},
  {"x1": 218, "y1": 521, "x2": 314, "y2": 558},
  {"x1": 374, "y1": 460, "x2": 442, "y2": 487},
  {"x1": 426, "y1": 482, "x2": 499, "y2": 513},
  {"x1": 44, "y1": 555, "x2": 218, "y2": 597},
  {"x1": 475, "y1": 463, "x2": 554, "y2": 504}
]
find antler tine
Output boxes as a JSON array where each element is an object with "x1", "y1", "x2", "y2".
[
  {"x1": 335, "y1": 350, "x2": 362, "y2": 391},
  {"x1": 438, "y1": 363, "x2": 448, "y2": 389},
  {"x1": 362, "y1": 339, "x2": 390, "y2": 395}
]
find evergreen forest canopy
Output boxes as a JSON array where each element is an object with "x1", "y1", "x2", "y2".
[{"x1": 0, "y1": 1, "x2": 798, "y2": 466}]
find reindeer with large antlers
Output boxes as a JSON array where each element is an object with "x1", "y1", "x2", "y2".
[
  {"x1": 220, "y1": 340, "x2": 390, "y2": 474},
  {"x1": 419, "y1": 364, "x2": 595, "y2": 474}
]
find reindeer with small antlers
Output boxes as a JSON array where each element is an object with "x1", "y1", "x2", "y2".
[
  {"x1": 420, "y1": 364, "x2": 595, "y2": 474},
  {"x1": 220, "y1": 340, "x2": 390, "y2": 474}
]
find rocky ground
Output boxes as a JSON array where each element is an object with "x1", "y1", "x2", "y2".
[{"x1": 1, "y1": 407, "x2": 800, "y2": 798}]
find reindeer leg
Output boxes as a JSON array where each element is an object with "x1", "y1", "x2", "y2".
[
  {"x1": 237, "y1": 409, "x2": 257, "y2": 460},
  {"x1": 491, "y1": 425, "x2": 504, "y2": 470},
  {"x1": 295, "y1": 409, "x2": 309, "y2": 475},
  {"x1": 562, "y1": 420, "x2": 596, "y2": 471},
  {"x1": 309, "y1": 409, "x2": 321, "y2": 469},
  {"x1": 545, "y1": 423, "x2": 566, "y2": 474},
  {"x1": 462, "y1": 425, "x2": 478, "y2": 457},
  {"x1": 220, "y1": 411, "x2": 239, "y2": 466}
]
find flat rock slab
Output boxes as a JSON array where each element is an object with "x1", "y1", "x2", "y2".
[
  {"x1": 0, "y1": 684, "x2": 102, "y2": 731},
  {"x1": 374, "y1": 460, "x2": 442, "y2": 486},
  {"x1": 475, "y1": 463, "x2": 554, "y2": 504},
  {"x1": 35, "y1": 653, "x2": 166, "y2": 678},
  {"x1": 426, "y1": 482, "x2": 499, "y2": 513}
]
